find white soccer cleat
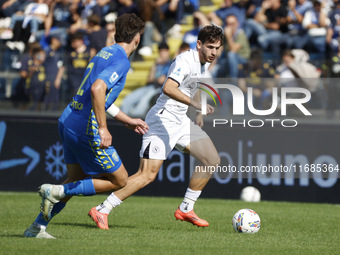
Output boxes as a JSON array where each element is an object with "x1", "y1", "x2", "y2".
[
  {"x1": 23, "y1": 222, "x2": 56, "y2": 239},
  {"x1": 38, "y1": 184, "x2": 64, "y2": 221}
]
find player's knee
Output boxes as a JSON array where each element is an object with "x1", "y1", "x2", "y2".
[
  {"x1": 144, "y1": 171, "x2": 157, "y2": 184},
  {"x1": 117, "y1": 178, "x2": 127, "y2": 189},
  {"x1": 140, "y1": 167, "x2": 158, "y2": 185},
  {"x1": 139, "y1": 160, "x2": 161, "y2": 185},
  {"x1": 116, "y1": 171, "x2": 128, "y2": 189},
  {"x1": 206, "y1": 155, "x2": 220, "y2": 167}
]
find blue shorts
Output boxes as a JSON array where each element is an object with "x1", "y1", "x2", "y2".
[{"x1": 58, "y1": 122, "x2": 122, "y2": 174}]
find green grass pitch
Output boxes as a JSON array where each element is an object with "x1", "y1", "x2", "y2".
[{"x1": 0, "y1": 192, "x2": 339, "y2": 255}]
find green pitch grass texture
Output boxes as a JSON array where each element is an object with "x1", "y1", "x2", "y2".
[{"x1": 0, "y1": 192, "x2": 339, "y2": 255}]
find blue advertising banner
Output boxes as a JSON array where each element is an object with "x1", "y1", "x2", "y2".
[{"x1": 0, "y1": 116, "x2": 339, "y2": 203}]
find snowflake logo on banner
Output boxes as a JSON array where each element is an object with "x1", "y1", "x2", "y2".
[{"x1": 45, "y1": 141, "x2": 67, "y2": 180}]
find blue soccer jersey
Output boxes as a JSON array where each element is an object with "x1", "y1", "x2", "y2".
[
  {"x1": 58, "y1": 44, "x2": 130, "y2": 174},
  {"x1": 59, "y1": 44, "x2": 130, "y2": 136}
]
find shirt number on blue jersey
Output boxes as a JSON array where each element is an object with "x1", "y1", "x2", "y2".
[{"x1": 77, "y1": 62, "x2": 94, "y2": 96}]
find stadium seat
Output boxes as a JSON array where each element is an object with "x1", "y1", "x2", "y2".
[
  {"x1": 199, "y1": 5, "x2": 218, "y2": 15},
  {"x1": 180, "y1": 24, "x2": 194, "y2": 34},
  {"x1": 168, "y1": 37, "x2": 183, "y2": 56},
  {"x1": 211, "y1": 0, "x2": 223, "y2": 7},
  {"x1": 115, "y1": 70, "x2": 151, "y2": 106},
  {"x1": 131, "y1": 61, "x2": 154, "y2": 71},
  {"x1": 185, "y1": 15, "x2": 193, "y2": 25}
]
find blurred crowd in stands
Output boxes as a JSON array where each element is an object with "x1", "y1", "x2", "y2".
[{"x1": 0, "y1": 0, "x2": 339, "y2": 116}]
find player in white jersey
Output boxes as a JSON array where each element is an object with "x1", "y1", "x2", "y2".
[{"x1": 89, "y1": 25, "x2": 223, "y2": 229}]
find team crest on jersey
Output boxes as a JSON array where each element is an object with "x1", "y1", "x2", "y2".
[
  {"x1": 109, "y1": 72, "x2": 119, "y2": 83},
  {"x1": 112, "y1": 151, "x2": 119, "y2": 162},
  {"x1": 174, "y1": 68, "x2": 181, "y2": 76},
  {"x1": 152, "y1": 146, "x2": 160, "y2": 154}
]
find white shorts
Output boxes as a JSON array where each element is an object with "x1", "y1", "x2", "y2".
[{"x1": 140, "y1": 107, "x2": 209, "y2": 160}]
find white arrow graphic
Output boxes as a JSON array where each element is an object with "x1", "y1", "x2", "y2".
[{"x1": 0, "y1": 121, "x2": 40, "y2": 175}]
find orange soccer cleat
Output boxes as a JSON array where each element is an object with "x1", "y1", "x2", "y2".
[
  {"x1": 88, "y1": 207, "x2": 109, "y2": 230},
  {"x1": 174, "y1": 207, "x2": 209, "y2": 227}
]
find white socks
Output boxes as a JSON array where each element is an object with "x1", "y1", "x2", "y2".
[
  {"x1": 179, "y1": 188, "x2": 202, "y2": 213},
  {"x1": 96, "y1": 189, "x2": 201, "y2": 215},
  {"x1": 96, "y1": 193, "x2": 122, "y2": 214}
]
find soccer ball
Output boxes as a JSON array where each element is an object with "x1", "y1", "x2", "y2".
[
  {"x1": 232, "y1": 209, "x2": 261, "y2": 233},
  {"x1": 240, "y1": 186, "x2": 261, "y2": 202}
]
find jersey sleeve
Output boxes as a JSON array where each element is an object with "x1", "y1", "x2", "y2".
[
  {"x1": 167, "y1": 56, "x2": 190, "y2": 85},
  {"x1": 97, "y1": 58, "x2": 130, "y2": 89}
]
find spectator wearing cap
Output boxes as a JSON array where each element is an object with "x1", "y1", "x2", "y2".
[{"x1": 121, "y1": 42, "x2": 172, "y2": 117}]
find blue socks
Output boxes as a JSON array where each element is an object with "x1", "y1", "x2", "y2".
[
  {"x1": 63, "y1": 177, "x2": 96, "y2": 197},
  {"x1": 35, "y1": 202, "x2": 66, "y2": 226},
  {"x1": 34, "y1": 178, "x2": 96, "y2": 227}
]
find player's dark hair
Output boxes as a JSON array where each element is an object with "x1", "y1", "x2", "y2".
[
  {"x1": 115, "y1": 14, "x2": 145, "y2": 44},
  {"x1": 198, "y1": 25, "x2": 223, "y2": 46}
]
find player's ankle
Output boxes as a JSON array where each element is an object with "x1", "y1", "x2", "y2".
[
  {"x1": 96, "y1": 203, "x2": 111, "y2": 214},
  {"x1": 179, "y1": 198, "x2": 195, "y2": 213}
]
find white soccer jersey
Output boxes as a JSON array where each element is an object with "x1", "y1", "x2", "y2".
[
  {"x1": 153, "y1": 48, "x2": 211, "y2": 117},
  {"x1": 140, "y1": 48, "x2": 211, "y2": 160}
]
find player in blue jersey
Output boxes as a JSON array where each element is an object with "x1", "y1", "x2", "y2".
[{"x1": 23, "y1": 13, "x2": 148, "y2": 239}]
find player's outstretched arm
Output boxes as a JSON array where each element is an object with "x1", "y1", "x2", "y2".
[
  {"x1": 117, "y1": 111, "x2": 149, "y2": 135},
  {"x1": 106, "y1": 104, "x2": 149, "y2": 135}
]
